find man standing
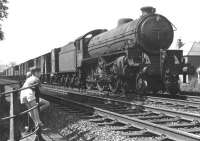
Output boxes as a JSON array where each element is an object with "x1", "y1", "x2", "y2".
[
  {"x1": 20, "y1": 71, "x2": 43, "y2": 128},
  {"x1": 29, "y1": 67, "x2": 50, "y2": 112},
  {"x1": 20, "y1": 67, "x2": 50, "y2": 139}
]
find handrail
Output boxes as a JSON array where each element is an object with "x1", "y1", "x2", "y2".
[
  {"x1": 0, "y1": 104, "x2": 38, "y2": 121},
  {"x1": 0, "y1": 82, "x2": 41, "y2": 140},
  {"x1": 20, "y1": 125, "x2": 40, "y2": 140},
  {"x1": 0, "y1": 82, "x2": 19, "y2": 86},
  {"x1": 0, "y1": 83, "x2": 39, "y2": 96}
]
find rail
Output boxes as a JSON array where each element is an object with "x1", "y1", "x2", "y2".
[{"x1": 0, "y1": 82, "x2": 40, "y2": 141}]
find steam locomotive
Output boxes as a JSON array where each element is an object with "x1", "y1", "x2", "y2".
[{"x1": 3, "y1": 7, "x2": 188, "y2": 96}]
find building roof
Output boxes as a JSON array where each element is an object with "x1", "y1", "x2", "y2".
[{"x1": 181, "y1": 42, "x2": 200, "y2": 56}]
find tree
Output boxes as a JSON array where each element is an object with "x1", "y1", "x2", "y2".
[
  {"x1": 9, "y1": 61, "x2": 16, "y2": 67},
  {"x1": 0, "y1": 0, "x2": 8, "y2": 40}
]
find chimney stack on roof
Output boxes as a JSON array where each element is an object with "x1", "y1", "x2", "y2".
[{"x1": 177, "y1": 39, "x2": 184, "y2": 49}]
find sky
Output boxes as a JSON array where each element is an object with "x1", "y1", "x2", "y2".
[{"x1": 0, "y1": 0, "x2": 200, "y2": 65}]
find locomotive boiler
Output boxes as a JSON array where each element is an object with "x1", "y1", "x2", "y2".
[{"x1": 73, "y1": 6, "x2": 183, "y2": 95}]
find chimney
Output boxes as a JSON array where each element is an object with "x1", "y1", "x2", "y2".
[{"x1": 141, "y1": 6, "x2": 156, "y2": 16}]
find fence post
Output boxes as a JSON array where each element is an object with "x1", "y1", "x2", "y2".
[{"x1": 9, "y1": 88, "x2": 15, "y2": 141}]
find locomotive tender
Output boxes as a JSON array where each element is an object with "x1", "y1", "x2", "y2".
[{"x1": 4, "y1": 7, "x2": 186, "y2": 96}]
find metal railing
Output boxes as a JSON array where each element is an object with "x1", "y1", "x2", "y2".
[{"x1": 0, "y1": 83, "x2": 40, "y2": 141}]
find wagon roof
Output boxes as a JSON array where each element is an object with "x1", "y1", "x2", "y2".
[{"x1": 182, "y1": 41, "x2": 200, "y2": 56}]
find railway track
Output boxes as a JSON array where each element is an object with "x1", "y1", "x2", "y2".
[
  {"x1": 146, "y1": 96, "x2": 200, "y2": 114},
  {"x1": 146, "y1": 93, "x2": 200, "y2": 103},
  {"x1": 1, "y1": 79, "x2": 200, "y2": 140},
  {"x1": 146, "y1": 95, "x2": 200, "y2": 107},
  {"x1": 44, "y1": 91, "x2": 171, "y2": 141},
  {"x1": 40, "y1": 84, "x2": 200, "y2": 141},
  {"x1": 43, "y1": 84, "x2": 200, "y2": 116}
]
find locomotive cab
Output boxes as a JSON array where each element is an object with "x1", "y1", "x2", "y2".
[{"x1": 74, "y1": 29, "x2": 107, "y2": 68}]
